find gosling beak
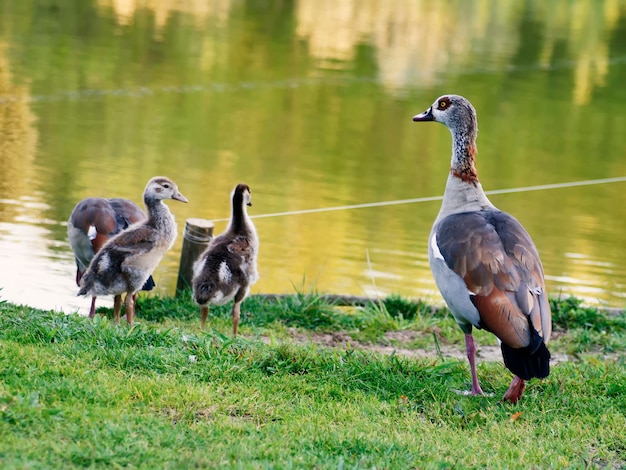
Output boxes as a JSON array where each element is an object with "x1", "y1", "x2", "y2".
[
  {"x1": 413, "y1": 107, "x2": 434, "y2": 122},
  {"x1": 247, "y1": 201, "x2": 252, "y2": 207},
  {"x1": 173, "y1": 191, "x2": 189, "y2": 203}
]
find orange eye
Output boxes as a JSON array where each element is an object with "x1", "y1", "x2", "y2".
[{"x1": 438, "y1": 99, "x2": 448, "y2": 110}]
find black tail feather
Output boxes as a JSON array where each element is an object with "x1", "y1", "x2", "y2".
[{"x1": 501, "y1": 341, "x2": 550, "y2": 380}]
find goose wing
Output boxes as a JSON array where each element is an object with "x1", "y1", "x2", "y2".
[
  {"x1": 68, "y1": 198, "x2": 118, "y2": 262},
  {"x1": 108, "y1": 198, "x2": 146, "y2": 228},
  {"x1": 434, "y1": 210, "x2": 551, "y2": 348}
]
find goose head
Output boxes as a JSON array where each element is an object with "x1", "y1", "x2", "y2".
[
  {"x1": 144, "y1": 176, "x2": 188, "y2": 204},
  {"x1": 413, "y1": 94, "x2": 479, "y2": 181},
  {"x1": 412, "y1": 94, "x2": 477, "y2": 133}
]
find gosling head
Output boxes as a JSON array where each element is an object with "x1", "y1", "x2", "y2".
[
  {"x1": 144, "y1": 176, "x2": 188, "y2": 204},
  {"x1": 233, "y1": 183, "x2": 252, "y2": 207}
]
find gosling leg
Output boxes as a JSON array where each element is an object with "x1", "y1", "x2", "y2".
[
  {"x1": 232, "y1": 301, "x2": 241, "y2": 337},
  {"x1": 113, "y1": 294, "x2": 122, "y2": 324},
  {"x1": 89, "y1": 296, "x2": 97, "y2": 318},
  {"x1": 200, "y1": 305, "x2": 209, "y2": 330},
  {"x1": 124, "y1": 292, "x2": 135, "y2": 325}
]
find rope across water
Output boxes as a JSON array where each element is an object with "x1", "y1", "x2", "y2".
[{"x1": 210, "y1": 176, "x2": 626, "y2": 222}]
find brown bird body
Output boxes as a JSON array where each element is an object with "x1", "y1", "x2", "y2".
[
  {"x1": 192, "y1": 183, "x2": 259, "y2": 336},
  {"x1": 68, "y1": 197, "x2": 155, "y2": 317},
  {"x1": 413, "y1": 95, "x2": 551, "y2": 403},
  {"x1": 77, "y1": 176, "x2": 188, "y2": 324}
]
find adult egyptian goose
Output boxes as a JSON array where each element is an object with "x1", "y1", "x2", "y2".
[
  {"x1": 68, "y1": 197, "x2": 156, "y2": 317},
  {"x1": 77, "y1": 176, "x2": 188, "y2": 324},
  {"x1": 413, "y1": 95, "x2": 552, "y2": 403},
  {"x1": 192, "y1": 183, "x2": 259, "y2": 336}
]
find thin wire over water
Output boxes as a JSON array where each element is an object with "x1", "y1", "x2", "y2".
[{"x1": 210, "y1": 176, "x2": 626, "y2": 222}]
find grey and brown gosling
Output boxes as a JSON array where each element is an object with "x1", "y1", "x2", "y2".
[
  {"x1": 77, "y1": 176, "x2": 188, "y2": 324},
  {"x1": 192, "y1": 183, "x2": 259, "y2": 336}
]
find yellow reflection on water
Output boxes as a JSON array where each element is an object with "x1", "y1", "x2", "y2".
[
  {"x1": 0, "y1": 42, "x2": 38, "y2": 204},
  {"x1": 95, "y1": 0, "x2": 626, "y2": 103},
  {"x1": 294, "y1": 0, "x2": 625, "y2": 102},
  {"x1": 98, "y1": 0, "x2": 232, "y2": 35}
]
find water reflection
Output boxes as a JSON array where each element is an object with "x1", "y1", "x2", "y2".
[
  {"x1": 0, "y1": 0, "x2": 625, "y2": 313},
  {"x1": 295, "y1": 0, "x2": 625, "y2": 102},
  {"x1": 0, "y1": 42, "x2": 38, "y2": 202},
  {"x1": 98, "y1": 0, "x2": 232, "y2": 33}
]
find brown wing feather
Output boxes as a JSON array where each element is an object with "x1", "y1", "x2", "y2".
[
  {"x1": 105, "y1": 225, "x2": 158, "y2": 253},
  {"x1": 437, "y1": 211, "x2": 551, "y2": 348},
  {"x1": 227, "y1": 236, "x2": 253, "y2": 257}
]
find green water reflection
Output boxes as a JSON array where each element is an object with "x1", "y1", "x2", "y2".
[{"x1": 0, "y1": 0, "x2": 625, "y2": 311}]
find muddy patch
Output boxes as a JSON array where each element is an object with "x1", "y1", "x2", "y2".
[{"x1": 269, "y1": 328, "x2": 571, "y2": 364}]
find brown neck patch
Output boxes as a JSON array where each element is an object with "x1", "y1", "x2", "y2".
[
  {"x1": 451, "y1": 143, "x2": 479, "y2": 184},
  {"x1": 467, "y1": 143, "x2": 477, "y2": 160},
  {"x1": 451, "y1": 168, "x2": 479, "y2": 184}
]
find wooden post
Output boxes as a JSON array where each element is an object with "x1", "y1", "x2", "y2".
[{"x1": 176, "y1": 218, "x2": 214, "y2": 296}]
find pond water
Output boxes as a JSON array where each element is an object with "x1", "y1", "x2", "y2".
[{"x1": 1, "y1": 0, "x2": 626, "y2": 315}]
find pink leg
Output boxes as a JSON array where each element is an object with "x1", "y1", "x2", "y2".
[
  {"x1": 502, "y1": 376, "x2": 526, "y2": 403},
  {"x1": 89, "y1": 296, "x2": 97, "y2": 318},
  {"x1": 465, "y1": 334, "x2": 484, "y2": 395}
]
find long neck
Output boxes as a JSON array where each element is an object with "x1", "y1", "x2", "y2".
[
  {"x1": 228, "y1": 201, "x2": 254, "y2": 237},
  {"x1": 436, "y1": 125, "x2": 496, "y2": 221},
  {"x1": 437, "y1": 173, "x2": 495, "y2": 220},
  {"x1": 144, "y1": 197, "x2": 177, "y2": 248},
  {"x1": 450, "y1": 119, "x2": 479, "y2": 184},
  {"x1": 145, "y1": 197, "x2": 174, "y2": 230}
]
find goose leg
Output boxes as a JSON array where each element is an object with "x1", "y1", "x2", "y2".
[
  {"x1": 124, "y1": 292, "x2": 135, "y2": 325},
  {"x1": 89, "y1": 296, "x2": 97, "y2": 318},
  {"x1": 200, "y1": 305, "x2": 209, "y2": 330},
  {"x1": 113, "y1": 294, "x2": 123, "y2": 324},
  {"x1": 465, "y1": 334, "x2": 484, "y2": 395},
  {"x1": 502, "y1": 376, "x2": 526, "y2": 404}
]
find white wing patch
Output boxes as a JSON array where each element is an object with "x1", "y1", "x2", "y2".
[
  {"x1": 97, "y1": 253, "x2": 110, "y2": 272},
  {"x1": 432, "y1": 231, "x2": 476, "y2": 297},
  {"x1": 87, "y1": 225, "x2": 97, "y2": 241},
  {"x1": 430, "y1": 233, "x2": 445, "y2": 261},
  {"x1": 218, "y1": 261, "x2": 232, "y2": 284},
  {"x1": 192, "y1": 258, "x2": 203, "y2": 279},
  {"x1": 213, "y1": 291, "x2": 225, "y2": 303}
]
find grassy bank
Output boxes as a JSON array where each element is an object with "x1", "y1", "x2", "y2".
[{"x1": 0, "y1": 292, "x2": 624, "y2": 468}]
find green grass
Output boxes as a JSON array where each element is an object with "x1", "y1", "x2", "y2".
[{"x1": 0, "y1": 293, "x2": 624, "y2": 469}]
